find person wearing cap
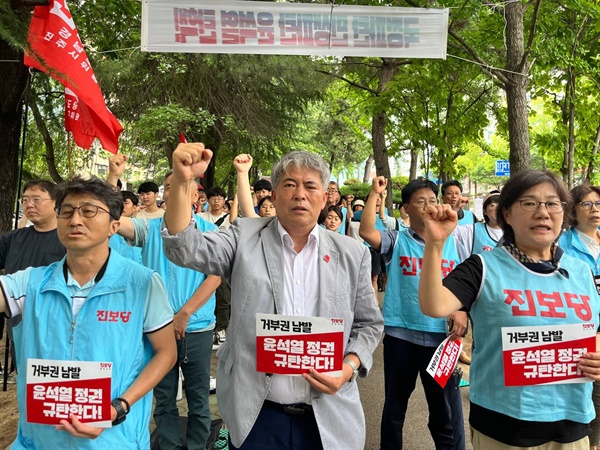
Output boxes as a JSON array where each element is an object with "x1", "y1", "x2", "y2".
[
  {"x1": 353, "y1": 199, "x2": 365, "y2": 211},
  {"x1": 454, "y1": 191, "x2": 503, "y2": 261},
  {"x1": 441, "y1": 180, "x2": 477, "y2": 226}
]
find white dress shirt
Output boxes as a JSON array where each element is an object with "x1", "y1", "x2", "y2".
[{"x1": 265, "y1": 222, "x2": 320, "y2": 405}]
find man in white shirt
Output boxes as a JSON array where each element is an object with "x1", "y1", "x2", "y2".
[{"x1": 162, "y1": 144, "x2": 383, "y2": 450}]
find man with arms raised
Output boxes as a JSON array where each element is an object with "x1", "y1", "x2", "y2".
[
  {"x1": 0, "y1": 177, "x2": 176, "y2": 449},
  {"x1": 109, "y1": 155, "x2": 221, "y2": 450},
  {"x1": 162, "y1": 143, "x2": 383, "y2": 450}
]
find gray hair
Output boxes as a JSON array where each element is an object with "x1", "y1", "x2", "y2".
[{"x1": 271, "y1": 151, "x2": 330, "y2": 190}]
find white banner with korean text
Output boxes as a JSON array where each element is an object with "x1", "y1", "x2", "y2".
[{"x1": 142, "y1": 0, "x2": 448, "y2": 59}]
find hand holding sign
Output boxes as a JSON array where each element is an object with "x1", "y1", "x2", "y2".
[
  {"x1": 56, "y1": 412, "x2": 114, "y2": 439},
  {"x1": 578, "y1": 342, "x2": 600, "y2": 381},
  {"x1": 303, "y1": 365, "x2": 353, "y2": 395}
]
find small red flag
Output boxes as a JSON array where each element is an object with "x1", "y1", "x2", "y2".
[{"x1": 24, "y1": 0, "x2": 123, "y2": 154}]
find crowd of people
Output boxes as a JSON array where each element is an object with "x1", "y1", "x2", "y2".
[{"x1": 1, "y1": 143, "x2": 600, "y2": 450}]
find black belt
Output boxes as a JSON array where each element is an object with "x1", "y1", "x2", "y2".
[{"x1": 264, "y1": 400, "x2": 314, "y2": 416}]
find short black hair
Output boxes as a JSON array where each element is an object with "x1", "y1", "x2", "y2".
[
  {"x1": 206, "y1": 187, "x2": 226, "y2": 199},
  {"x1": 402, "y1": 179, "x2": 438, "y2": 204},
  {"x1": 257, "y1": 195, "x2": 273, "y2": 209},
  {"x1": 253, "y1": 179, "x2": 272, "y2": 192},
  {"x1": 441, "y1": 180, "x2": 463, "y2": 195},
  {"x1": 55, "y1": 176, "x2": 123, "y2": 220},
  {"x1": 482, "y1": 194, "x2": 500, "y2": 224},
  {"x1": 23, "y1": 179, "x2": 57, "y2": 200},
  {"x1": 138, "y1": 181, "x2": 159, "y2": 194},
  {"x1": 497, "y1": 170, "x2": 571, "y2": 242},
  {"x1": 326, "y1": 205, "x2": 343, "y2": 222},
  {"x1": 120, "y1": 190, "x2": 139, "y2": 206}
]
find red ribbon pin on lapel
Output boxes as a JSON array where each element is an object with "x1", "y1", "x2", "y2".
[{"x1": 324, "y1": 254, "x2": 330, "y2": 263}]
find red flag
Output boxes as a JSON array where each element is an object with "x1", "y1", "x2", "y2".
[{"x1": 24, "y1": 0, "x2": 123, "y2": 154}]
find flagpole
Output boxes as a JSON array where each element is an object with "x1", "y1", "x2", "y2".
[
  {"x1": 4, "y1": 69, "x2": 32, "y2": 393},
  {"x1": 14, "y1": 70, "x2": 32, "y2": 230}
]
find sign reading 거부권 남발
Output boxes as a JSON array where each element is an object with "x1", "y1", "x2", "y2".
[
  {"x1": 26, "y1": 359, "x2": 113, "y2": 427},
  {"x1": 501, "y1": 323, "x2": 597, "y2": 386},
  {"x1": 255, "y1": 313, "x2": 344, "y2": 376},
  {"x1": 141, "y1": 0, "x2": 448, "y2": 59},
  {"x1": 426, "y1": 336, "x2": 462, "y2": 388}
]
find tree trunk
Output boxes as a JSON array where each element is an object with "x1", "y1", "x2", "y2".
[
  {"x1": 0, "y1": 41, "x2": 29, "y2": 233},
  {"x1": 372, "y1": 58, "x2": 396, "y2": 210},
  {"x1": 409, "y1": 147, "x2": 418, "y2": 181},
  {"x1": 504, "y1": 1, "x2": 531, "y2": 174},
  {"x1": 585, "y1": 123, "x2": 600, "y2": 183},
  {"x1": 566, "y1": 71, "x2": 576, "y2": 189},
  {"x1": 363, "y1": 154, "x2": 373, "y2": 183}
]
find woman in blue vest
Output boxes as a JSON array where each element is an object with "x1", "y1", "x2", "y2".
[
  {"x1": 419, "y1": 170, "x2": 600, "y2": 449},
  {"x1": 560, "y1": 184, "x2": 600, "y2": 450},
  {"x1": 454, "y1": 191, "x2": 503, "y2": 261}
]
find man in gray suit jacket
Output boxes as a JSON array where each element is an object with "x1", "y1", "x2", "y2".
[{"x1": 162, "y1": 143, "x2": 383, "y2": 450}]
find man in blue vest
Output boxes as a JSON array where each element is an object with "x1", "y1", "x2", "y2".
[
  {"x1": 360, "y1": 176, "x2": 466, "y2": 450},
  {"x1": 0, "y1": 176, "x2": 176, "y2": 449},
  {"x1": 441, "y1": 180, "x2": 477, "y2": 226},
  {"x1": 109, "y1": 156, "x2": 221, "y2": 450}
]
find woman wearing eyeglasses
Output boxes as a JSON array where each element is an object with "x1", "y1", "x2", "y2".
[
  {"x1": 560, "y1": 184, "x2": 600, "y2": 450},
  {"x1": 418, "y1": 170, "x2": 600, "y2": 449}
]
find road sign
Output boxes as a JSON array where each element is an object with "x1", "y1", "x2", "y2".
[{"x1": 495, "y1": 160, "x2": 510, "y2": 177}]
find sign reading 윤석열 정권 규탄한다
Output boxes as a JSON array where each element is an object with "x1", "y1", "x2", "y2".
[{"x1": 141, "y1": 0, "x2": 448, "y2": 59}]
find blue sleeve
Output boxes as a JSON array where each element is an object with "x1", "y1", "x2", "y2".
[
  {"x1": 143, "y1": 272, "x2": 174, "y2": 333},
  {"x1": 0, "y1": 267, "x2": 34, "y2": 318},
  {"x1": 126, "y1": 218, "x2": 149, "y2": 247}
]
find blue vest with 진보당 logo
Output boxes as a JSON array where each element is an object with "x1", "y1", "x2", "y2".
[
  {"x1": 10, "y1": 251, "x2": 164, "y2": 449},
  {"x1": 383, "y1": 228, "x2": 460, "y2": 333},
  {"x1": 143, "y1": 216, "x2": 216, "y2": 331},
  {"x1": 470, "y1": 246, "x2": 599, "y2": 423},
  {"x1": 472, "y1": 222, "x2": 499, "y2": 255}
]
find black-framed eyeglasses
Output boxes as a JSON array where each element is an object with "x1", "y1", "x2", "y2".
[
  {"x1": 579, "y1": 201, "x2": 600, "y2": 211},
  {"x1": 518, "y1": 200, "x2": 566, "y2": 213},
  {"x1": 55, "y1": 205, "x2": 114, "y2": 219}
]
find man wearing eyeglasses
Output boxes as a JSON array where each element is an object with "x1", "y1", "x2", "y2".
[
  {"x1": 0, "y1": 176, "x2": 177, "y2": 449},
  {"x1": 360, "y1": 176, "x2": 466, "y2": 450},
  {"x1": 1, "y1": 180, "x2": 65, "y2": 273},
  {"x1": 0, "y1": 180, "x2": 66, "y2": 385}
]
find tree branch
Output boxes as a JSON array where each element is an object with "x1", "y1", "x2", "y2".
[
  {"x1": 448, "y1": 29, "x2": 509, "y2": 86},
  {"x1": 519, "y1": 0, "x2": 542, "y2": 71},
  {"x1": 30, "y1": 96, "x2": 63, "y2": 183},
  {"x1": 314, "y1": 69, "x2": 379, "y2": 95}
]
